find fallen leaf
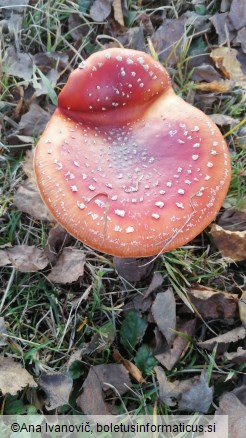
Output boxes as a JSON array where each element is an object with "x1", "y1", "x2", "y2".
[
  {"x1": 224, "y1": 347, "x2": 246, "y2": 363},
  {"x1": 0, "y1": 356, "x2": 37, "y2": 395},
  {"x1": 151, "y1": 289, "x2": 176, "y2": 345},
  {"x1": 118, "y1": 26, "x2": 146, "y2": 52},
  {"x1": 198, "y1": 326, "x2": 246, "y2": 352},
  {"x1": 237, "y1": 27, "x2": 246, "y2": 53},
  {"x1": 183, "y1": 10, "x2": 211, "y2": 33},
  {"x1": 68, "y1": 13, "x2": 90, "y2": 41},
  {"x1": 0, "y1": 251, "x2": 11, "y2": 267},
  {"x1": 90, "y1": 0, "x2": 113, "y2": 22},
  {"x1": 2, "y1": 245, "x2": 49, "y2": 272},
  {"x1": 210, "y1": 47, "x2": 246, "y2": 88},
  {"x1": 38, "y1": 370, "x2": 73, "y2": 410},
  {"x1": 16, "y1": 103, "x2": 52, "y2": 137},
  {"x1": 0, "y1": 0, "x2": 30, "y2": 13},
  {"x1": 239, "y1": 289, "x2": 246, "y2": 327},
  {"x1": 136, "y1": 12, "x2": 154, "y2": 36},
  {"x1": 155, "y1": 365, "x2": 194, "y2": 407},
  {"x1": 188, "y1": 285, "x2": 238, "y2": 319},
  {"x1": 44, "y1": 225, "x2": 74, "y2": 263},
  {"x1": 13, "y1": 179, "x2": 54, "y2": 222},
  {"x1": 4, "y1": 46, "x2": 33, "y2": 81},
  {"x1": 144, "y1": 272, "x2": 164, "y2": 298},
  {"x1": 33, "y1": 49, "x2": 68, "y2": 70},
  {"x1": 218, "y1": 206, "x2": 246, "y2": 231},
  {"x1": 220, "y1": 0, "x2": 231, "y2": 12},
  {"x1": 22, "y1": 149, "x2": 35, "y2": 181},
  {"x1": 210, "y1": 12, "x2": 236, "y2": 44},
  {"x1": 48, "y1": 247, "x2": 86, "y2": 284},
  {"x1": 113, "y1": 349, "x2": 145, "y2": 383},
  {"x1": 113, "y1": 257, "x2": 154, "y2": 282},
  {"x1": 210, "y1": 223, "x2": 246, "y2": 261},
  {"x1": 228, "y1": 0, "x2": 246, "y2": 30},
  {"x1": 155, "y1": 319, "x2": 196, "y2": 370},
  {"x1": 209, "y1": 113, "x2": 239, "y2": 126},
  {"x1": 82, "y1": 321, "x2": 115, "y2": 355},
  {"x1": 178, "y1": 370, "x2": 213, "y2": 413},
  {"x1": 0, "y1": 318, "x2": 7, "y2": 346},
  {"x1": 151, "y1": 18, "x2": 186, "y2": 64},
  {"x1": 233, "y1": 385, "x2": 246, "y2": 405},
  {"x1": 216, "y1": 391, "x2": 246, "y2": 438},
  {"x1": 77, "y1": 366, "x2": 112, "y2": 415},
  {"x1": 195, "y1": 81, "x2": 232, "y2": 92},
  {"x1": 0, "y1": 13, "x2": 23, "y2": 41},
  {"x1": 76, "y1": 364, "x2": 131, "y2": 415},
  {"x1": 192, "y1": 64, "x2": 223, "y2": 82},
  {"x1": 113, "y1": 0, "x2": 124, "y2": 27}
]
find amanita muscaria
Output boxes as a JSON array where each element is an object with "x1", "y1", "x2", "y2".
[{"x1": 34, "y1": 48, "x2": 231, "y2": 257}]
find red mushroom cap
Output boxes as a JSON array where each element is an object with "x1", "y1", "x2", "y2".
[{"x1": 34, "y1": 48, "x2": 231, "y2": 257}]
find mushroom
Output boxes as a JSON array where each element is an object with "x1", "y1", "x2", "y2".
[{"x1": 34, "y1": 48, "x2": 231, "y2": 258}]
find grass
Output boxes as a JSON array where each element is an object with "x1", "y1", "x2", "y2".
[{"x1": 1, "y1": 0, "x2": 246, "y2": 418}]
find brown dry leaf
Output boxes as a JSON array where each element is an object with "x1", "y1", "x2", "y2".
[
  {"x1": 216, "y1": 391, "x2": 246, "y2": 438},
  {"x1": 198, "y1": 326, "x2": 246, "y2": 352},
  {"x1": 16, "y1": 103, "x2": 52, "y2": 137},
  {"x1": 210, "y1": 12, "x2": 236, "y2": 45},
  {"x1": 90, "y1": 0, "x2": 113, "y2": 22},
  {"x1": 22, "y1": 149, "x2": 35, "y2": 181},
  {"x1": 77, "y1": 364, "x2": 131, "y2": 415},
  {"x1": 178, "y1": 370, "x2": 213, "y2": 413},
  {"x1": 210, "y1": 47, "x2": 246, "y2": 88},
  {"x1": 192, "y1": 64, "x2": 223, "y2": 83},
  {"x1": 0, "y1": 250, "x2": 11, "y2": 267},
  {"x1": 218, "y1": 207, "x2": 246, "y2": 231},
  {"x1": 228, "y1": 0, "x2": 246, "y2": 30},
  {"x1": 237, "y1": 27, "x2": 246, "y2": 53},
  {"x1": 144, "y1": 272, "x2": 164, "y2": 298},
  {"x1": 44, "y1": 225, "x2": 74, "y2": 263},
  {"x1": 118, "y1": 26, "x2": 146, "y2": 52},
  {"x1": 33, "y1": 51, "x2": 69, "y2": 74},
  {"x1": 113, "y1": 0, "x2": 124, "y2": 27},
  {"x1": 123, "y1": 271, "x2": 163, "y2": 315},
  {"x1": 151, "y1": 289, "x2": 176, "y2": 346},
  {"x1": 13, "y1": 179, "x2": 54, "y2": 222},
  {"x1": 151, "y1": 18, "x2": 186, "y2": 65},
  {"x1": 210, "y1": 223, "x2": 246, "y2": 262},
  {"x1": 0, "y1": 356, "x2": 37, "y2": 395},
  {"x1": 155, "y1": 365, "x2": 194, "y2": 407},
  {"x1": 38, "y1": 370, "x2": 73, "y2": 410},
  {"x1": 113, "y1": 349, "x2": 145, "y2": 384},
  {"x1": 209, "y1": 113, "x2": 239, "y2": 126},
  {"x1": 188, "y1": 285, "x2": 238, "y2": 319},
  {"x1": 48, "y1": 247, "x2": 86, "y2": 284},
  {"x1": 113, "y1": 257, "x2": 154, "y2": 282},
  {"x1": 0, "y1": 318, "x2": 7, "y2": 347},
  {"x1": 68, "y1": 14, "x2": 90, "y2": 41},
  {"x1": 81, "y1": 322, "x2": 115, "y2": 355},
  {"x1": 155, "y1": 319, "x2": 196, "y2": 370},
  {"x1": 77, "y1": 367, "x2": 112, "y2": 415},
  {"x1": 224, "y1": 347, "x2": 246, "y2": 363},
  {"x1": 4, "y1": 46, "x2": 33, "y2": 81},
  {"x1": 0, "y1": 13, "x2": 23, "y2": 39},
  {"x1": 3, "y1": 245, "x2": 49, "y2": 272},
  {"x1": 195, "y1": 81, "x2": 232, "y2": 93},
  {"x1": 136, "y1": 12, "x2": 154, "y2": 36},
  {"x1": 239, "y1": 289, "x2": 246, "y2": 327}
]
